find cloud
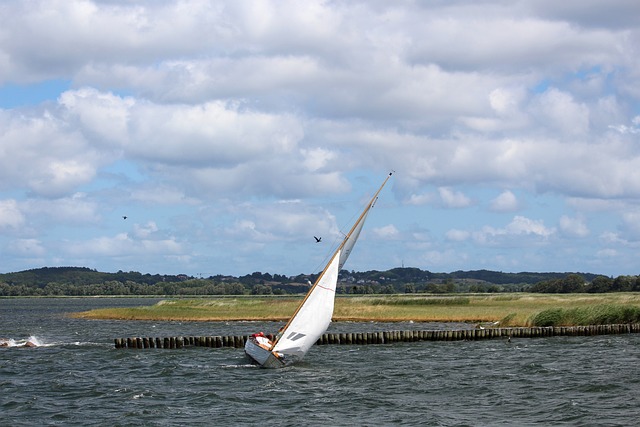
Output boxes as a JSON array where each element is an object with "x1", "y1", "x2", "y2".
[
  {"x1": 222, "y1": 200, "x2": 338, "y2": 243},
  {"x1": 132, "y1": 221, "x2": 159, "y2": 239},
  {"x1": 0, "y1": 199, "x2": 25, "y2": 229},
  {"x1": 420, "y1": 249, "x2": 469, "y2": 269},
  {"x1": 473, "y1": 215, "x2": 555, "y2": 246},
  {"x1": 64, "y1": 232, "x2": 183, "y2": 258},
  {"x1": 505, "y1": 216, "x2": 555, "y2": 237},
  {"x1": 445, "y1": 229, "x2": 470, "y2": 242},
  {"x1": 529, "y1": 88, "x2": 590, "y2": 136},
  {"x1": 57, "y1": 87, "x2": 305, "y2": 169},
  {"x1": 404, "y1": 192, "x2": 433, "y2": 206},
  {"x1": 490, "y1": 190, "x2": 519, "y2": 212},
  {"x1": 129, "y1": 185, "x2": 200, "y2": 206},
  {"x1": 0, "y1": 109, "x2": 104, "y2": 197},
  {"x1": 596, "y1": 248, "x2": 618, "y2": 258},
  {"x1": 372, "y1": 224, "x2": 400, "y2": 240},
  {"x1": 619, "y1": 211, "x2": 640, "y2": 241},
  {"x1": 2, "y1": 3, "x2": 639, "y2": 201},
  {"x1": 438, "y1": 187, "x2": 472, "y2": 208},
  {"x1": 11, "y1": 238, "x2": 46, "y2": 257},
  {"x1": 559, "y1": 215, "x2": 590, "y2": 238},
  {"x1": 22, "y1": 193, "x2": 101, "y2": 225},
  {"x1": 609, "y1": 115, "x2": 640, "y2": 134}
]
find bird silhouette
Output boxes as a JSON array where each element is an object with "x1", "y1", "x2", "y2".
[
  {"x1": 122, "y1": 216, "x2": 128, "y2": 220},
  {"x1": 314, "y1": 236, "x2": 322, "y2": 243}
]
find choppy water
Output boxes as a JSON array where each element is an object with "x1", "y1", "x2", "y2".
[{"x1": 1, "y1": 298, "x2": 639, "y2": 426}]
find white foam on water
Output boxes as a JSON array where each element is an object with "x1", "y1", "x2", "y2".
[{"x1": 0, "y1": 336, "x2": 42, "y2": 348}]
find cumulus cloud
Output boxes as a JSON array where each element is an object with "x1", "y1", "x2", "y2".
[
  {"x1": 438, "y1": 187, "x2": 472, "y2": 208},
  {"x1": 473, "y1": 216, "x2": 555, "y2": 246},
  {"x1": 0, "y1": 109, "x2": 104, "y2": 197},
  {"x1": 505, "y1": 216, "x2": 555, "y2": 237},
  {"x1": 490, "y1": 190, "x2": 519, "y2": 212},
  {"x1": 529, "y1": 88, "x2": 590, "y2": 136},
  {"x1": 373, "y1": 224, "x2": 400, "y2": 240},
  {"x1": 2, "y1": 2, "x2": 639, "y2": 201},
  {"x1": 405, "y1": 192, "x2": 433, "y2": 206}
]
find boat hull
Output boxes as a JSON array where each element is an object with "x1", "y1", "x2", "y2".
[{"x1": 244, "y1": 336, "x2": 287, "y2": 369}]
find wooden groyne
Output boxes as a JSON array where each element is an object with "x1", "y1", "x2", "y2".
[{"x1": 114, "y1": 323, "x2": 640, "y2": 349}]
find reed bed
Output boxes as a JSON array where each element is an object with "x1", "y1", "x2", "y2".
[
  {"x1": 72, "y1": 293, "x2": 640, "y2": 326},
  {"x1": 530, "y1": 304, "x2": 640, "y2": 326}
]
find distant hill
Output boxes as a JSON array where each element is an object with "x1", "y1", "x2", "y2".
[
  {"x1": 0, "y1": 265, "x2": 613, "y2": 297},
  {"x1": 0, "y1": 267, "x2": 189, "y2": 287}
]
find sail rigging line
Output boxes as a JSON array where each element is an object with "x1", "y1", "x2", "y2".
[{"x1": 269, "y1": 172, "x2": 393, "y2": 351}]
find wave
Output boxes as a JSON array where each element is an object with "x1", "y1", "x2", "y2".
[
  {"x1": 0, "y1": 335, "x2": 41, "y2": 348},
  {"x1": 0, "y1": 336, "x2": 106, "y2": 348}
]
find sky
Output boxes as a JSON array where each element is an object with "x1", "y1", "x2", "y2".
[{"x1": 1, "y1": 0, "x2": 640, "y2": 278}]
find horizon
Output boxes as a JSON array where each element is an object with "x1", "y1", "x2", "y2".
[
  {"x1": 1, "y1": 1, "x2": 639, "y2": 278},
  {"x1": 0, "y1": 265, "x2": 613, "y2": 280}
]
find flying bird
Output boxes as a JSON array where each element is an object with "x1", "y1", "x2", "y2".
[
  {"x1": 122, "y1": 216, "x2": 128, "y2": 220},
  {"x1": 314, "y1": 236, "x2": 322, "y2": 243}
]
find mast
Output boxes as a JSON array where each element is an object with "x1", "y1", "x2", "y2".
[{"x1": 270, "y1": 172, "x2": 393, "y2": 350}]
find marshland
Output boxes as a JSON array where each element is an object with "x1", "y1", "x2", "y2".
[{"x1": 72, "y1": 292, "x2": 640, "y2": 327}]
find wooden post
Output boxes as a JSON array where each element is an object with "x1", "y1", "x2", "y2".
[{"x1": 113, "y1": 323, "x2": 640, "y2": 349}]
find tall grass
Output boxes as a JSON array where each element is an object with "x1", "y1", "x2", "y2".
[
  {"x1": 529, "y1": 304, "x2": 640, "y2": 326},
  {"x1": 369, "y1": 297, "x2": 470, "y2": 306}
]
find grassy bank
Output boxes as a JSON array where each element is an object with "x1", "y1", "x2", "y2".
[{"x1": 71, "y1": 293, "x2": 640, "y2": 326}]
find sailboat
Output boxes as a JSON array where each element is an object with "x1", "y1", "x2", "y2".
[{"x1": 244, "y1": 172, "x2": 393, "y2": 368}]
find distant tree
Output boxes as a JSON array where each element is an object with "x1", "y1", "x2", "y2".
[
  {"x1": 530, "y1": 279, "x2": 561, "y2": 293},
  {"x1": 612, "y1": 275, "x2": 634, "y2": 292},
  {"x1": 561, "y1": 274, "x2": 585, "y2": 293},
  {"x1": 225, "y1": 282, "x2": 246, "y2": 295},
  {"x1": 443, "y1": 280, "x2": 457, "y2": 293},
  {"x1": 586, "y1": 276, "x2": 612, "y2": 293},
  {"x1": 426, "y1": 283, "x2": 446, "y2": 294},
  {"x1": 251, "y1": 284, "x2": 273, "y2": 295},
  {"x1": 381, "y1": 285, "x2": 395, "y2": 294}
]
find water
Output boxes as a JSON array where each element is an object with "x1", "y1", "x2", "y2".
[{"x1": 1, "y1": 298, "x2": 639, "y2": 426}]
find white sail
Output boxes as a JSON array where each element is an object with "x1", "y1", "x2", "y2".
[
  {"x1": 245, "y1": 172, "x2": 393, "y2": 367},
  {"x1": 338, "y1": 209, "x2": 370, "y2": 271},
  {"x1": 272, "y1": 249, "x2": 341, "y2": 358}
]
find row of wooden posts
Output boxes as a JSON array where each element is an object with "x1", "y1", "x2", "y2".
[{"x1": 114, "y1": 323, "x2": 640, "y2": 349}]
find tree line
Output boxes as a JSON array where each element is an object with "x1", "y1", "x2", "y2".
[
  {"x1": 0, "y1": 267, "x2": 637, "y2": 296},
  {"x1": 529, "y1": 274, "x2": 640, "y2": 293}
]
